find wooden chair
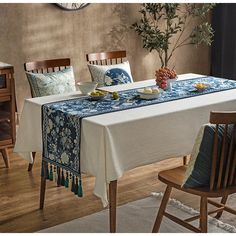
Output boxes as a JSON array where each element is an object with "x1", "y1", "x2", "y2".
[
  {"x1": 86, "y1": 50, "x2": 126, "y2": 65},
  {"x1": 152, "y1": 111, "x2": 236, "y2": 233},
  {"x1": 0, "y1": 64, "x2": 16, "y2": 169},
  {"x1": 24, "y1": 58, "x2": 71, "y2": 171}
]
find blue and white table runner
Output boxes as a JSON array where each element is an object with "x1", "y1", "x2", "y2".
[{"x1": 41, "y1": 76, "x2": 236, "y2": 197}]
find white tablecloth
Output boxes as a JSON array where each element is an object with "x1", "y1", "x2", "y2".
[{"x1": 14, "y1": 73, "x2": 236, "y2": 206}]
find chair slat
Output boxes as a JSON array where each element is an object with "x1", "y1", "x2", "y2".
[
  {"x1": 217, "y1": 124, "x2": 228, "y2": 189},
  {"x1": 223, "y1": 126, "x2": 235, "y2": 188},
  {"x1": 229, "y1": 148, "x2": 236, "y2": 186},
  {"x1": 210, "y1": 124, "x2": 219, "y2": 190}
]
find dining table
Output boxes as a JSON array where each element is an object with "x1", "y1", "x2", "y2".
[{"x1": 14, "y1": 73, "x2": 236, "y2": 232}]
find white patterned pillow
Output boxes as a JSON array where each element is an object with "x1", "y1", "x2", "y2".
[
  {"x1": 26, "y1": 67, "x2": 76, "y2": 97},
  {"x1": 87, "y1": 61, "x2": 133, "y2": 87}
]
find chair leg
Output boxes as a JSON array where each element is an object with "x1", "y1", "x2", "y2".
[
  {"x1": 200, "y1": 196, "x2": 208, "y2": 233},
  {"x1": 1, "y1": 148, "x2": 10, "y2": 168},
  {"x1": 215, "y1": 195, "x2": 228, "y2": 219},
  {"x1": 28, "y1": 152, "x2": 36, "y2": 171},
  {"x1": 39, "y1": 161, "x2": 47, "y2": 209},
  {"x1": 152, "y1": 186, "x2": 172, "y2": 233}
]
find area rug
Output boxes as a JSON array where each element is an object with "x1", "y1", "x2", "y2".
[{"x1": 39, "y1": 192, "x2": 236, "y2": 233}]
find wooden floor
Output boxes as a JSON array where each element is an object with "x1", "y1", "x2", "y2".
[{"x1": 0, "y1": 150, "x2": 235, "y2": 232}]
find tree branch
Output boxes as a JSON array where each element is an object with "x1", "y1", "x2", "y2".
[
  {"x1": 175, "y1": 35, "x2": 192, "y2": 49},
  {"x1": 157, "y1": 50, "x2": 164, "y2": 67},
  {"x1": 175, "y1": 42, "x2": 194, "y2": 49},
  {"x1": 167, "y1": 14, "x2": 194, "y2": 62}
]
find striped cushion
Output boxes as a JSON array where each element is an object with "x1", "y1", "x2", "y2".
[{"x1": 182, "y1": 124, "x2": 234, "y2": 188}]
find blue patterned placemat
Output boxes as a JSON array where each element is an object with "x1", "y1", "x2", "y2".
[{"x1": 41, "y1": 76, "x2": 236, "y2": 197}]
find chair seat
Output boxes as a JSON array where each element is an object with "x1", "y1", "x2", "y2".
[{"x1": 158, "y1": 166, "x2": 236, "y2": 198}]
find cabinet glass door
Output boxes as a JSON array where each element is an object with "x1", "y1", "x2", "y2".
[{"x1": 0, "y1": 74, "x2": 6, "y2": 89}]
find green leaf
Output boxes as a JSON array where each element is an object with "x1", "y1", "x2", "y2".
[{"x1": 132, "y1": 3, "x2": 216, "y2": 66}]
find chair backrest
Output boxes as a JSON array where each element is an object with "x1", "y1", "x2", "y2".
[
  {"x1": 209, "y1": 111, "x2": 236, "y2": 191},
  {"x1": 86, "y1": 50, "x2": 126, "y2": 65},
  {"x1": 24, "y1": 58, "x2": 71, "y2": 73}
]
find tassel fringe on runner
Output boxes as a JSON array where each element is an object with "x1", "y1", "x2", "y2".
[
  {"x1": 151, "y1": 192, "x2": 236, "y2": 233},
  {"x1": 41, "y1": 161, "x2": 83, "y2": 197}
]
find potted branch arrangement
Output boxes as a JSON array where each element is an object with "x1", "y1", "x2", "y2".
[{"x1": 132, "y1": 3, "x2": 215, "y2": 90}]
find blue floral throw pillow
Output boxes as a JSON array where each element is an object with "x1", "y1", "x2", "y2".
[
  {"x1": 87, "y1": 61, "x2": 133, "y2": 87},
  {"x1": 182, "y1": 124, "x2": 234, "y2": 188},
  {"x1": 26, "y1": 67, "x2": 76, "y2": 97}
]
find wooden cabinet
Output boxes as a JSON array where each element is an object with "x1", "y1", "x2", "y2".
[{"x1": 0, "y1": 63, "x2": 16, "y2": 168}]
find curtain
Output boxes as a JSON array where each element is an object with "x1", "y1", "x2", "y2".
[{"x1": 211, "y1": 4, "x2": 236, "y2": 80}]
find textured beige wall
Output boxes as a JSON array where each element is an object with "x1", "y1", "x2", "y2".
[{"x1": 0, "y1": 3, "x2": 211, "y2": 112}]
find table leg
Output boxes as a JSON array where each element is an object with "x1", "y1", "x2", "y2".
[
  {"x1": 28, "y1": 152, "x2": 36, "y2": 171},
  {"x1": 109, "y1": 180, "x2": 117, "y2": 233}
]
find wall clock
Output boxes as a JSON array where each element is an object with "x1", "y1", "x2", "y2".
[{"x1": 55, "y1": 3, "x2": 90, "y2": 11}]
